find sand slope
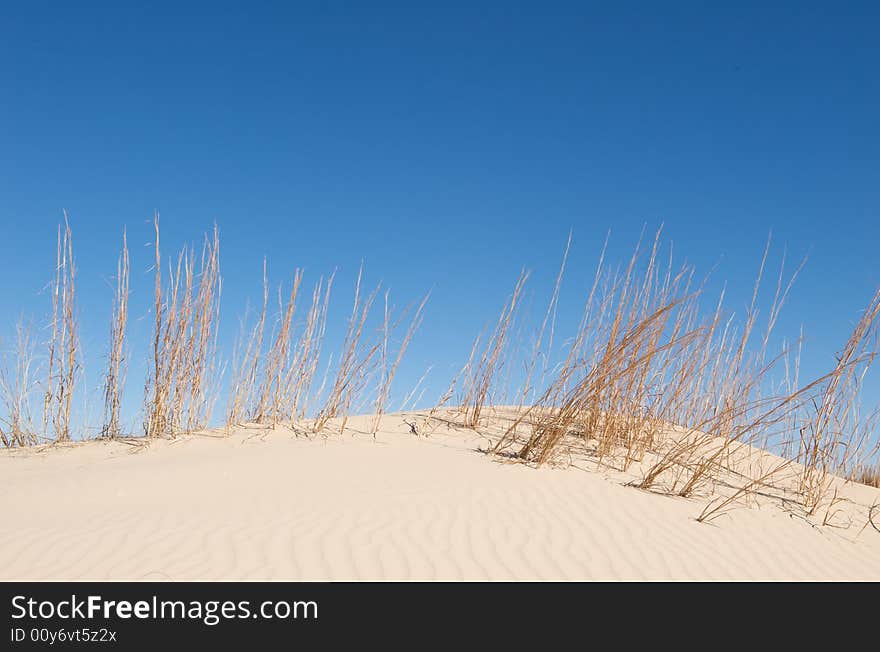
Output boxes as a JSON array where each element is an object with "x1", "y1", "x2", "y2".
[{"x1": 2, "y1": 413, "x2": 879, "y2": 581}]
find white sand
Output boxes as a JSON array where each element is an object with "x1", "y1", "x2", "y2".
[{"x1": 2, "y1": 412, "x2": 879, "y2": 581}]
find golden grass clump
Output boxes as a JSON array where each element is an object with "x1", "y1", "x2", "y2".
[
  {"x1": 852, "y1": 464, "x2": 880, "y2": 488},
  {"x1": 101, "y1": 230, "x2": 130, "y2": 438},
  {"x1": 225, "y1": 260, "x2": 427, "y2": 435},
  {"x1": 0, "y1": 320, "x2": 39, "y2": 447},
  {"x1": 144, "y1": 215, "x2": 222, "y2": 438},
  {"x1": 454, "y1": 227, "x2": 880, "y2": 520},
  {"x1": 253, "y1": 269, "x2": 304, "y2": 425},
  {"x1": 492, "y1": 228, "x2": 712, "y2": 471},
  {"x1": 43, "y1": 214, "x2": 78, "y2": 443},
  {"x1": 3, "y1": 215, "x2": 79, "y2": 447},
  {"x1": 226, "y1": 265, "x2": 335, "y2": 430},
  {"x1": 283, "y1": 273, "x2": 334, "y2": 422}
]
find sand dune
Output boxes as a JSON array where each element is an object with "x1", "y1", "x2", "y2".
[{"x1": 2, "y1": 412, "x2": 879, "y2": 581}]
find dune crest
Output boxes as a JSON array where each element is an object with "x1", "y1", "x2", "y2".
[{"x1": 2, "y1": 412, "x2": 878, "y2": 581}]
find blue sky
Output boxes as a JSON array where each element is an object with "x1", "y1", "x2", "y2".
[{"x1": 1, "y1": 2, "x2": 879, "y2": 433}]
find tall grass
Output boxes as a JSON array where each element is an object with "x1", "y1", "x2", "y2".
[
  {"x1": 101, "y1": 230, "x2": 130, "y2": 438},
  {"x1": 226, "y1": 266, "x2": 336, "y2": 430},
  {"x1": 43, "y1": 214, "x2": 78, "y2": 443},
  {"x1": 853, "y1": 464, "x2": 880, "y2": 488},
  {"x1": 452, "y1": 228, "x2": 880, "y2": 518},
  {"x1": 457, "y1": 269, "x2": 529, "y2": 429},
  {"x1": 371, "y1": 290, "x2": 430, "y2": 434},
  {"x1": 253, "y1": 269, "x2": 303, "y2": 425},
  {"x1": 3, "y1": 213, "x2": 878, "y2": 528},
  {"x1": 226, "y1": 260, "x2": 269, "y2": 430},
  {"x1": 286, "y1": 273, "x2": 334, "y2": 421},
  {"x1": 314, "y1": 264, "x2": 381, "y2": 433},
  {"x1": 0, "y1": 320, "x2": 39, "y2": 447},
  {"x1": 2, "y1": 215, "x2": 79, "y2": 448},
  {"x1": 517, "y1": 232, "x2": 570, "y2": 409},
  {"x1": 795, "y1": 288, "x2": 880, "y2": 512},
  {"x1": 3, "y1": 219, "x2": 430, "y2": 447},
  {"x1": 224, "y1": 260, "x2": 429, "y2": 435},
  {"x1": 144, "y1": 216, "x2": 222, "y2": 438}
]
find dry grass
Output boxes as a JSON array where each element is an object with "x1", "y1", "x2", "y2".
[
  {"x1": 42, "y1": 214, "x2": 78, "y2": 443},
  {"x1": 853, "y1": 465, "x2": 880, "y2": 488},
  {"x1": 226, "y1": 261, "x2": 425, "y2": 436},
  {"x1": 0, "y1": 320, "x2": 40, "y2": 447},
  {"x1": 226, "y1": 260, "x2": 269, "y2": 430},
  {"x1": 224, "y1": 258, "x2": 426, "y2": 437},
  {"x1": 226, "y1": 266, "x2": 335, "y2": 430},
  {"x1": 253, "y1": 269, "x2": 303, "y2": 425},
  {"x1": 371, "y1": 290, "x2": 430, "y2": 434},
  {"x1": 4, "y1": 215, "x2": 79, "y2": 447},
  {"x1": 696, "y1": 458, "x2": 793, "y2": 523},
  {"x1": 286, "y1": 274, "x2": 334, "y2": 421},
  {"x1": 144, "y1": 215, "x2": 222, "y2": 438},
  {"x1": 101, "y1": 230, "x2": 129, "y2": 438},
  {"x1": 2, "y1": 216, "x2": 877, "y2": 530},
  {"x1": 451, "y1": 227, "x2": 880, "y2": 521},
  {"x1": 795, "y1": 287, "x2": 880, "y2": 512},
  {"x1": 314, "y1": 264, "x2": 381, "y2": 433},
  {"x1": 458, "y1": 269, "x2": 529, "y2": 429},
  {"x1": 494, "y1": 228, "x2": 705, "y2": 468},
  {"x1": 517, "y1": 232, "x2": 570, "y2": 408}
]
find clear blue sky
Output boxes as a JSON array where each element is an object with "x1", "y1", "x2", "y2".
[{"x1": 1, "y1": 2, "x2": 879, "y2": 432}]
